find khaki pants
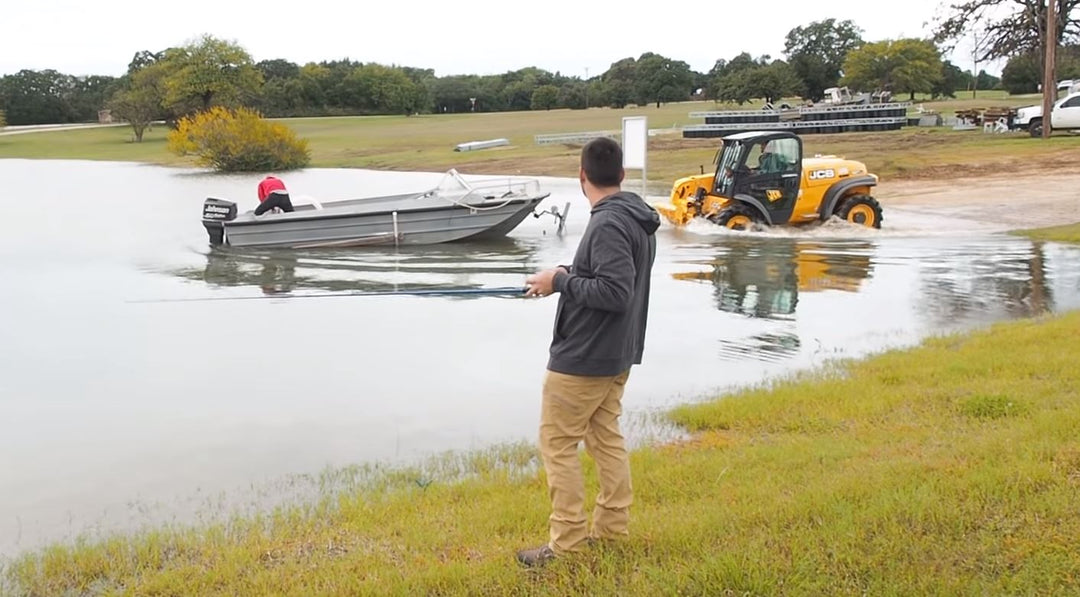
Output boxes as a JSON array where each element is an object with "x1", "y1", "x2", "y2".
[{"x1": 539, "y1": 369, "x2": 632, "y2": 554}]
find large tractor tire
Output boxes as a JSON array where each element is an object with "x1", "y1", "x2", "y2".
[
  {"x1": 708, "y1": 203, "x2": 763, "y2": 231},
  {"x1": 836, "y1": 194, "x2": 883, "y2": 229}
]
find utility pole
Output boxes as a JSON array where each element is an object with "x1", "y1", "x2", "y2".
[
  {"x1": 971, "y1": 28, "x2": 984, "y2": 99},
  {"x1": 972, "y1": 51, "x2": 978, "y2": 99},
  {"x1": 1042, "y1": 0, "x2": 1058, "y2": 139},
  {"x1": 585, "y1": 67, "x2": 589, "y2": 109}
]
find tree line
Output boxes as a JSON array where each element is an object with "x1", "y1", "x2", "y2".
[{"x1": 1, "y1": 1, "x2": 1077, "y2": 132}]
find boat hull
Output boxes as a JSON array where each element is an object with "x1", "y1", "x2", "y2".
[{"x1": 206, "y1": 184, "x2": 550, "y2": 248}]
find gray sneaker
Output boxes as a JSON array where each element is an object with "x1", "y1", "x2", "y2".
[{"x1": 516, "y1": 544, "x2": 556, "y2": 567}]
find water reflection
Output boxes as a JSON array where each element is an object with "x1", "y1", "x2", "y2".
[
  {"x1": 666, "y1": 238, "x2": 876, "y2": 364},
  {"x1": 718, "y1": 331, "x2": 803, "y2": 363},
  {"x1": 166, "y1": 237, "x2": 544, "y2": 296},
  {"x1": 913, "y1": 238, "x2": 1055, "y2": 327},
  {"x1": 672, "y1": 238, "x2": 876, "y2": 320}
]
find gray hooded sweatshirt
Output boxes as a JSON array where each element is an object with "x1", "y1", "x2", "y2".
[{"x1": 548, "y1": 191, "x2": 661, "y2": 377}]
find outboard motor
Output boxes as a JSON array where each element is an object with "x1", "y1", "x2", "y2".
[{"x1": 202, "y1": 197, "x2": 237, "y2": 245}]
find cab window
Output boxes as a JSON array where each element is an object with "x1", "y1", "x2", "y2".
[
  {"x1": 770, "y1": 138, "x2": 800, "y2": 171},
  {"x1": 1062, "y1": 96, "x2": 1080, "y2": 108},
  {"x1": 753, "y1": 138, "x2": 799, "y2": 174},
  {"x1": 745, "y1": 143, "x2": 763, "y2": 170}
]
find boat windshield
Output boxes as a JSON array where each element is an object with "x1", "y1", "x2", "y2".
[
  {"x1": 427, "y1": 168, "x2": 544, "y2": 206},
  {"x1": 715, "y1": 141, "x2": 745, "y2": 197},
  {"x1": 432, "y1": 169, "x2": 475, "y2": 197}
]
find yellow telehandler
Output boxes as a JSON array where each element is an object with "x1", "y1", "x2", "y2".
[{"x1": 653, "y1": 131, "x2": 883, "y2": 230}]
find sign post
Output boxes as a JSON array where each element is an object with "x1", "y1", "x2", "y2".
[{"x1": 622, "y1": 116, "x2": 647, "y2": 199}]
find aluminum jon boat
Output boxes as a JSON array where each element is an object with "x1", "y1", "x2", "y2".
[{"x1": 200, "y1": 170, "x2": 551, "y2": 248}]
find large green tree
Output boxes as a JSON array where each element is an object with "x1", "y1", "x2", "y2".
[
  {"x1": 106, "y1": 52, "x2": 170, "y2": 140},
  {"x1": 602, "y1": 57, "x2": 638, "y2": 108},
  {"x1": 69, "y1": 75, "x2": 119, "y2": 121},
  {"x1": 476, "y1": 76, "x2": 509, "y2": 112},
  {"x1": 977, "y1": 70, "x2": 1002, "y2": 90},
  {"x1": 0, "y1": 69, "x2": 79, "y2": 124},
  {"x1": 634, "y1": 52, "x2": 694, "y2": 108},
  {"x1": 842, "y1": 38, "x2": 944, "y2": 99},
  {"x1": 262, "y1": 58, "x2": 430, "y2": 117},
  {"x1": 531, "y1": 85, "x2": 559, "y2": 110},
  {"x1": 107, "y1": 67, "x2": 167, "y2": 142},
  {"x1": 295, "y1": 63, "x2": 330, "y2": 111},
  {"x1": 258, "y1": 77, "x2": 304, "y2": 117},
  {"x1": 256, "y1": 59, "x2": 300, "y2": 82},
  {"x1": 702, "y1": 59, "x2": 726, "y2": 101},
  {"x1": 932, "y1": 60, "x2": 973, "y2": 98},
  {"x1": 160, "y1": 34, "x2": 263, "y2": 116},
  {"x1": 707, "y1": 53, "x2": 759, "y2": 103},
  {"x1": 1001, "y1": 44, "x2": 1080, "y2": 92},
  {"x1": 359, "y1": 65, "x2": 428, "y2": 115},
  {"x1": 502, "y1": 77, "x2": 538, "y2": 111},
  {"x1": 557, "y1": 81, "x2": 587, "y2": 109},
  {"x1": 708, "y1": 54, "x2": 802, "y2": 105},
  {"x1": 755, "y1": 60, "x2": 805, "y2": 104},
  {"x1": 107, "y1": 86, "x2": 162, "y2": 142},
  {"x1": 127, "y1": 50, "x2": 162, "y2": 73},
  {"x1": 784, "y1": 18, "x2": 865, "y2": 101},
  {"x1": 430, "y1": 75, "x2": 480, "y2": 113}
]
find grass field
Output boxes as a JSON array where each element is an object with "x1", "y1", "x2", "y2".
[
  {"x1": 5, "y1": 306, "x2": 1079, "y2": 595},
  {"x1": 2, "y1": 92, "x2": 1075, "y2": 188},
  {"x1": 1016, "y1": 222, "x2": 1080, "y2": 243}
]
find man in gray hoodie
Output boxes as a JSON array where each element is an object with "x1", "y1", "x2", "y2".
[{"x1": 518, "y1": 137, "x2": 660, "y2": 567}]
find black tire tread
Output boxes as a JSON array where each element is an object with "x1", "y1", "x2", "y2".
[
  {"x1": 708, "y1": 203, "x2": 764, "y2": 230},
  {"x1": 835, "y1": 194, "x2": 883, "y2": 229}
]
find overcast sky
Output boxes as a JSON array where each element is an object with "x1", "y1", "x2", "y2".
[{"x1": 2, "y1": 0, "x2": 1006, "y2": 78}]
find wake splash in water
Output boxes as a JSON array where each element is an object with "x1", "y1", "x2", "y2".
[{"x1": 665, "y1": 206, "x2": 1009, "y2": 241}]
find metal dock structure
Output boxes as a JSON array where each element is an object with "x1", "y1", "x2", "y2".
[{"x1": 682, "y1": 102, "x2": 912, "y2": 137}]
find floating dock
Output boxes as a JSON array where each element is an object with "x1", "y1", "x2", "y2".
[{"x1": 682, "y1": 102, "x2": 911, "y2": 137}]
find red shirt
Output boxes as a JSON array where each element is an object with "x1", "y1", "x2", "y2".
[{"x1": 257, "y1": 176, "x2": 287, "y2": 202}]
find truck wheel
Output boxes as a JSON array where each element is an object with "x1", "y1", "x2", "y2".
[
  {"x1": 836, "y1": 195, "x2": 883, "y2": 229},
  {"x1": 708, "y1": 204, "x2": 763, "y2": 231},
  {"x1": 1029, "y1": 119, "x2": 1044, "y2": 138}
]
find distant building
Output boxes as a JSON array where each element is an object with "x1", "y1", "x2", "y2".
[{"x1": 98, "y1": 109, "x2": 113, "y2": 124}]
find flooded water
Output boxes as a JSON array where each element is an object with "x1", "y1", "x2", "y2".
[{"x1": 2, "y1": 159, "x2": 1079, "y2": 559}]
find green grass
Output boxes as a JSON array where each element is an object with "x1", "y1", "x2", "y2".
[
  {"x1": 6, "y1": 310, "x2": 1080, "y2": 596},
  {"x1": 1015, "y1": 222, "x2": 1080, "y2": 243},
  {"x1": 1, "y1": 94, "x2": 1076, "y2": 187}
]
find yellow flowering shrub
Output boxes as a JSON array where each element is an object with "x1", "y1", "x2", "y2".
[{"x1": 167, "y1": 106, "x2": 310, "y2": 171}]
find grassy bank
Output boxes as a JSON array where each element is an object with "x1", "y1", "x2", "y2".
[
  {"x1": 6, "y1": 308, "x2": 1080, "y2": 595},
  {"x1": 1, "y1": 93, "x2": 1075, "y2": 187},
  {"x1": 1015, "y1": 222, "x2": 1080, "y2": 243}
]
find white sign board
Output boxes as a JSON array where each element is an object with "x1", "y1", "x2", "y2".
[{"x1": 621, "y1": 116, "x2": 647, "y2": 169}]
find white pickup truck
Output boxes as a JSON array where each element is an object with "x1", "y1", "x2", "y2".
[{"x1": 1015, "y1": 90, "x2": 1080, "y2": 136}]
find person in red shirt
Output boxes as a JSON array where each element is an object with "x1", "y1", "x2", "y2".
[{"x1": 254, "y1": 175, "x2": 295, "y2": 216}]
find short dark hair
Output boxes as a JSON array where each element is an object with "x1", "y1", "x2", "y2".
[{"x1": 581, "y1": 137, "x2": 624, "y2": 187}]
